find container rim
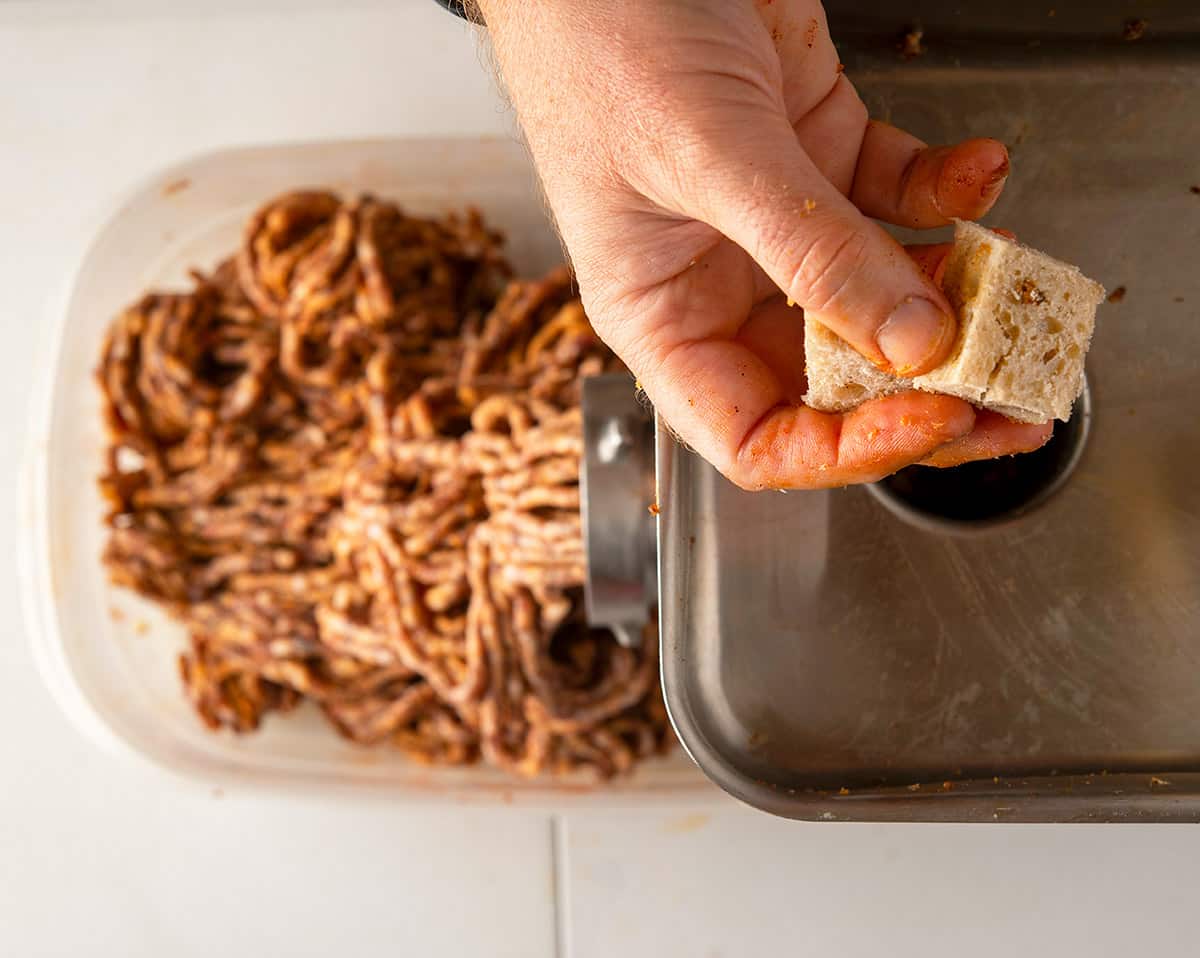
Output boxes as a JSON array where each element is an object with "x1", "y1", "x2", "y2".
[{"x1": 18, "y1": 136, "x2": 717, "y2": 808}]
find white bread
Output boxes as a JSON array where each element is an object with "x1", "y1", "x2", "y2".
[{"x1": 802, "y1": 220, "x2": 1106, "y2": 423}]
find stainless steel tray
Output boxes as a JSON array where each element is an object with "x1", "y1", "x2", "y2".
[{"x1": 652, "y1": 1, "x2": 1200, "y2": 822}]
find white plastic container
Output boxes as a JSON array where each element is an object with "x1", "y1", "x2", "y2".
[{"x1": 20, "y1": 138, "x2": 711, "y2": 805}]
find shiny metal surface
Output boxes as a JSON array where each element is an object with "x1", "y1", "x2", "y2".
[
  {"x1": 581, "y1": 375, "x2": 656, "y2": 648},
  {"x1": 658, "y1": 7, "x2": 1200, "y2": 822}
]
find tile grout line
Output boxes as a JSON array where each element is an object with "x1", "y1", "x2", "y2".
[{"x1": 550, "y1": 814, "x2": 571, "y2": 958}]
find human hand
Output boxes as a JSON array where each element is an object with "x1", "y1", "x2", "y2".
[{"x1": 478, "y1": 0, "x2": 1052, "y2": 488}]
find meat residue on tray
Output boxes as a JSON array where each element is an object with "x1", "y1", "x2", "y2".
[
  {"x1": 97, "y1": 190, "x2": 672, "y2": 780},
  {"x1": 899, "y1": 25, "x2": 926, "y2": 59},
  {"x1": 1122, "y1": 18, "x2": 1146, "y2": 42}
]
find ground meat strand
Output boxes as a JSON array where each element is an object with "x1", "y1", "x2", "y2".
[{"x1": 98, "y1": 190, "x2": 671, "y2": 779}]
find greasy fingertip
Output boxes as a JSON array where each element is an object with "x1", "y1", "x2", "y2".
[
  {"x1": 935, "y1": 138, "x2": 1010, "y2": 219},
  {"x1": 824, "y1": 392, "x2": 976, "y2": 485},
  {"x1": 919, "y1": 412, "x2": 1053, "y2": 468},
  {"x1": 843, "y1": 392, "x2": 976, "y2": 461}
]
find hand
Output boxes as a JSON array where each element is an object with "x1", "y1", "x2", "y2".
[{"x1": 478, "y1": 0, "x2": 1052, "y2": 488}]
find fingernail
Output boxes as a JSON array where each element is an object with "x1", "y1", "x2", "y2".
[
  {"x1": 877, "y1": 297, "x2": 955, "y2": 375},
  {"x1": 981, "y1": 158, "x2": 1010, "y2": 198}
]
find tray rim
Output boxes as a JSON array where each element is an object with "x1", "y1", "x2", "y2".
[{"x1": 655, "y1": 421, "x2": 1200, "y2": 824}]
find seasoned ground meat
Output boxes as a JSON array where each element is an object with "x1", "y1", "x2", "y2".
[{"x1": 98, "y1": 190, "x2": 671, "y2": 779}]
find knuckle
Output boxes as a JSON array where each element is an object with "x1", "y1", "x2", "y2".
[
  {"x1": 640, "y1": 92, "x2": 788, "y2": 212},
  {"x1": 786, "y1": 225, "x2": 870, "y2": 312}
]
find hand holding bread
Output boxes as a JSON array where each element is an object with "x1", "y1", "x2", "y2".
[{"x1": 480, "y1": 0, "x2": 1077, "y2": 489}]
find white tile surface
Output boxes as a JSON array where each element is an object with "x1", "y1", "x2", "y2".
[
  {"x1": 1, "y1": 3, "x2": 555, "y2": 957},
  {"x1": 562, "y1": 807, "x2": 1200, "y2": 957},
  {"x1": 1, "y1": 780, "x2": 557, "y2": 958}
]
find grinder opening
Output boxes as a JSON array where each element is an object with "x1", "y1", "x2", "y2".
[{"x1": 868, "y1": 379, "x2": 1092, "y2": 529}]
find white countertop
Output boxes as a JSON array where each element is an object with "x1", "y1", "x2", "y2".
[{"x1": 2, "y1": 2, "x2": 1198, "y2": 955}]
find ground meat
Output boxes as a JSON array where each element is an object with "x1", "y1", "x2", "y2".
[{"x1": 98, "y1": 190, "x2": 672, "y2": 780}]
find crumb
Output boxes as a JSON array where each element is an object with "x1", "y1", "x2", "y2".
[
  {"x1": 1123, "y1": 18, "x2": 1146, "y2": 41},
  {"x1": 1150, "y1": 776, "x2": 1171, "y2": 787},
  {"x1": 134, "y1": 620, "x2": 150, "y2": 636},
  {"x1": 992, "y1": 776, "x2": 1000, "y2": 784},
  {"x1": 733, "y1": 405, "x2": 740, "y2": 413},
  {"x1": 1014, "y1": 278, "x2": 1046, "y2": 304},
  {"x1": 771, "y1": 27, "x2": 783, "y2": 43},
  {"x1": 838, "y1": 786, "x2": 850, "y2": 796},
  {"x1": 941, "y1": 781, "x2": 953, "y2": 791},
  {"x1": 688, "y1": 535, "x2": 696, "y2": 546},
  {"x1": 162, "y1": 177, "x2": 191, "y2": 197},
  {"x1": 1190, "y1": 186, "x2": 1200, "y2": 195},
  {"x1": 1107, "y1": 285, "x2": 1127, "y2": 303},
  {"x1": 786, "y1": 297, "x2": 796, "y2": 307},
  {"x1": 647, "y1": 502, "x2": 660, "y2": 516},
  {"x1": 907, "y1": 783, "x2": 921, "y2": 791},
  {"x1": 687, "y1": 397, "x2": 695, "y2": 407},
  {"x1": 801, "y1": 197, "x2": 817, "y2": 215},
  {"x1": 835, "y1": 62, "x2": 845, "y2": 74},
  {"x1": 109, "y1": 606, "x2": 125, "y2": 622},
  {"x1": 899, "y1": 25, "x2": 925, "y2": 59}
]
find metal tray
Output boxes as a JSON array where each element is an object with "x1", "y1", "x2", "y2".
[{"x1": 656, "y1": 1, "x2": 1200, "y2": 822}]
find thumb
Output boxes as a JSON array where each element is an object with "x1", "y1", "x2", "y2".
[{"x1": 683, "y1": 114, "x2": 957, "y2": 376}]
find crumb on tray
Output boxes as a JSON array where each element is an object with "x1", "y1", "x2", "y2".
[{"x1": 899, "y1": 25, "x2": 926, "y2": 59}]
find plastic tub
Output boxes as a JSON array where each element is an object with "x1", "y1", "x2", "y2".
[{"x1": 20, "y1": 138, "x2": 710, "y2": 805}]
